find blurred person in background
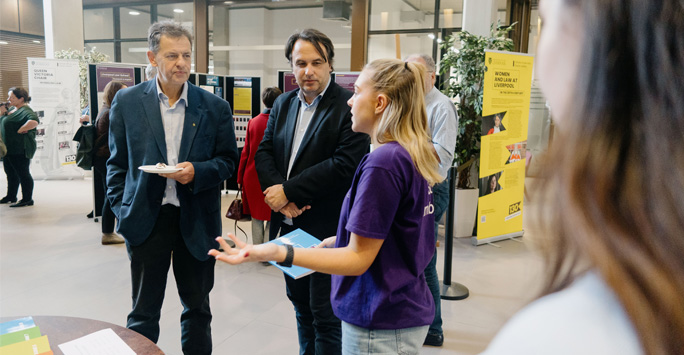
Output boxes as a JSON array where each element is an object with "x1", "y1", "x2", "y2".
[
  {"x1": 481, "y1": 0, "x2": 684, "y2": 354},
  {"x1": 0, "y1": 87, "x2": 39, "y2": 207},
  {"x1": 146, "y1": 63, "x2": 157, "y2": 81},
  {"x1": 237, "y1": 86, "x2": 282, "y2": 245},
  {"x1": 93, "y1": 81, "x2": 127, "y2": 245}
]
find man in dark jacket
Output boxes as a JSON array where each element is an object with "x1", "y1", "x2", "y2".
[{"x1": 255, "y1": 29, "x2": 369, "y2": 355}]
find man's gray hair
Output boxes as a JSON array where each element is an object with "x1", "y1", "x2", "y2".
[
  {"x1": 145, "y1": 63, "x2": 157, "y2": 80},
  {"x1": 406, "y1": 54, "x2": 436, "y2": 73},
  {"x1": 148, "y1": 20, "x2": 193, "y2": 54}
]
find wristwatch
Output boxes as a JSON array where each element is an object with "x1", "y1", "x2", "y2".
[{"x1": 277, "y1": 244, "x2": 294, "y2": 268}]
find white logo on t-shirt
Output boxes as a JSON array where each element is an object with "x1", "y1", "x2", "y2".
[{"x1": 424, "y1": 186, "x2": 434, "y2": 216}]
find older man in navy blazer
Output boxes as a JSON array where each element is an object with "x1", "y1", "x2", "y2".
[
  {"x1": 255, "y1": 29, "x2": 369, "y2": 355},
  {"x1": 107, "y1": 21, "x2": 237, "y2": 355}
]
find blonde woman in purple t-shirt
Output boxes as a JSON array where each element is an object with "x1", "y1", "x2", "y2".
[{"x1": 210, "y1": 58, "x2": 441, "y2": 354}]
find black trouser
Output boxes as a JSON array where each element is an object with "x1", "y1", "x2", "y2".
[
  {"x1": 281, "y1": 224, "x2": 342, "y2": 355},
  {"x1": 3, "y1": 154, "x2": 33, "y2": 201},
  {"x1": 92, "y1": 162, "x2": 104, "y2": 217},
  {"x1": 126, "y1": 205, "x2": 215, "y2": 355},
  {"x1": 93, "y1": 157, "x2": 114, "y2": 233}
]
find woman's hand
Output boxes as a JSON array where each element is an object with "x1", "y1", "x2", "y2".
[
  {"x1": 316, "y1": 236, "x2": 337, "y2": 248},
  {"x1": 208, "y1": 233, "x2": 281, "y2": 265}
]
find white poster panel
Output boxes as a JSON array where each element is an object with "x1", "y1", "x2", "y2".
[{"x1": 28, "y1": 58, "x2": 83, "y2": 179}]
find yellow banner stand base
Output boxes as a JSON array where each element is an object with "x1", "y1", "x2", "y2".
[{"x1": 471, "y1": 230, "x2": 524, "y2": 246}]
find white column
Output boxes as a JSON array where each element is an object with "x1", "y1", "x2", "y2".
[
  {"x1": 462, "y1": 0, "x2": 498, "y2": 37},
  {"x1": 43, "y1": 0, "x2": 84, "y2": 58}
]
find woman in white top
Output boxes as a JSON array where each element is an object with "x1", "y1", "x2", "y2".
[{"x1": 482, "y1": 0, "x2": 684, "y2": 354}]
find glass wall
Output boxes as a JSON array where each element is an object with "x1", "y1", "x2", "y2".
[
  {"x1": 367, "y1": 0, "x2": 463, "y2": 64},
  {"x1": 121, "y1": 41, "x2": 148, "y2": 64},
  {"x1": 367, "y1": 0, "x2": 508, "y2": 65},
  {"x1": 85, "y1": 42, "x2": 115, "y2": 61},
  {"x1": 369, "y1": 0, "x2": 439, "y2": 31},
  {"x1": 368, "y1": 33, "x2": 437, "y2": 62},
  {"x1": 82, "y1": 2, "x2": 192, "y2": 65},
  {"x1": 83, "y1": 8, "x2": 113, "y2": 40},
  {"x1": 119, "y1": 6, "x2": 151, "y2": 39},
  {"x1": 158, "y1": 2, "x2": 194, "y2": 23},
  {"x1": 208, "y1": 3, "x2": 352, "y2": 88}
]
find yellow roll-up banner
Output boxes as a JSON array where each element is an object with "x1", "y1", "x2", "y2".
[{"x1": 475, "y1": 50, "x2": 534, "y2": 244}]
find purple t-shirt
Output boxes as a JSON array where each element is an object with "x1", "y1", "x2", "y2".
[{"x1": 331, "y1": 142, "x2": 435, "y2": 329}]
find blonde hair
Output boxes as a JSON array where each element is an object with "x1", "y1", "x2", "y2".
[{"x1": 365, "y1": 59, "x2": 441, "y2": 186}]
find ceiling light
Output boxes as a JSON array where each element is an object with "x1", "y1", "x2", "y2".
[
  {"x1": 173, "y1": 9, "x2": 184, "y2": 13},
  {"x1": 33, "y1": 40, "x2": 41, "y2": 43},
  {"x1": 129, "y1": 11, "x2": 140, "y2": 15},
  {"x1": 428, "y1": 34, "x2": 435, "y2": 39},
  {"x1": 0, "y1": 41, "x2": 8, "y2": 45},
  {"x1": 223, "y1": 1, "x2": 234, "y2": 4}
]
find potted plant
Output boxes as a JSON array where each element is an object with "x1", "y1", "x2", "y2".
[{"x1": 439, "y1": 22, "x2": 515, "y2": 237}]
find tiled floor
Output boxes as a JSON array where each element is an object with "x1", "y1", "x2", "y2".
[{"x1": 0, "y1": 170, "x2": 544, "y2": 354}]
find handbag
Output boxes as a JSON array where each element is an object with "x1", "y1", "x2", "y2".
[
  {"x1": 225, "y1": 187, "x2": 251, "y2": 221},
  {"x1": 225, "y1": 186, "x2": 251, "y2": 240},
  {"x1": 72, "y1": 124, "x2": 95, "y2": 170}
]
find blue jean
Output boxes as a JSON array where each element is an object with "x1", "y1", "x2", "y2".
[
  {"x1": 341, "y1": 321, "x2": 429, "y2": 355},
  {"x1": 424, "y1": 179, "x2": 449, "y2": 335},
  {"x1": 126, "y1": 205, "x2": 215, "y2": 355}
]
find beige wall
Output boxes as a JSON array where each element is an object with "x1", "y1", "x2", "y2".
[{"x1": 43, "y1": 0, "x2": 84, "y2": 57}]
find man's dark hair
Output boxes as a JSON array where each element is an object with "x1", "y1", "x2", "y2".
[
  {"x1": 262, "y1": 87, "x2": 282, "y2": 109},
  {"x1": 284, "y1": 29, "x2": 335, "y2": 69},
  {"x1": 148, "y1": 20, "x2": 193, "y2": 54}
]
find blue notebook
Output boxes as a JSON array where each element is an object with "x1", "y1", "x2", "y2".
[
  {"x1": 267, "y1": 229, "x2": 321, "y2": 279},
  {"x1": 0, "y1": 316, "x2": 35, "y2": 335}
]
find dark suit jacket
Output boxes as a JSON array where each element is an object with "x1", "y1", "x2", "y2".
[
  {"x1": 107, "y1": 80, "x2": 238, "y2": 260},
  {"x1": 255, "y1": 82, "x2": 370, "y2": 241}
]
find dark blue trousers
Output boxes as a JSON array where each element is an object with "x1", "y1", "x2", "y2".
[
  {"x1": 281, "y1": 224, "x2": 342, "y2": 355},
  {"x1": 126, "y1": 205, "x2": 215, "y2": 355},
  {"x1": 93, "y1": 157, "x2": 114, "y2": 233},
  {"x1": 424, "y1": 179, "x2": 448, "y2": 335}
]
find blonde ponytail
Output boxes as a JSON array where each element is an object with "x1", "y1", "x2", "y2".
[{"x1": 365, "y1": 59, "x2": 441, "y2": 186}]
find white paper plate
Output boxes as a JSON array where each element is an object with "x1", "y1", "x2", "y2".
[{"x1": 138, "y1": 165, "x2": 183, "y2": 174}]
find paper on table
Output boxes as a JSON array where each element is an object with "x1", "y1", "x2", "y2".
[{"x1": 58, "y1": 328, "x2": 135, "y2": 355}]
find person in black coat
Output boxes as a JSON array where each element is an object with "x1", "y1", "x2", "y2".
[{"x1": 254, "y1": 29, "x2": 369, "y2": 355}]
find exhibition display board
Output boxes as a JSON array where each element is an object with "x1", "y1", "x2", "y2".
[
  {"x1": 278, "y1": 71, "x2": 299, "y2": 93},
  {"x1": 28, "y1": 58, "x2": 83, "y2": 179},
  {"x1": 331, "y1": 72, "x2": 359, "y2": 93},
  {"x1": 195, "y1": 74, "x2": 225, "y2": 100},
  {"x1": 473, "y1": 50, "x2": 534, "y2": 245},
  {"x1": 223, "y1": 76, "x2": 261, "y2": 149},
  {"x1": 221, "y1": 75, "x2": 261, "y2": 191},
  {"x1": 87, "y1": 63, "x2": 143, "y2": 121}
]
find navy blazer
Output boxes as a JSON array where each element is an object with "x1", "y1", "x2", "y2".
[
  {"x1": 107, "y1": 80, "x2": 238, "y2": 260},
  {"x1": 255, "y1": 81, "x2": 370, "y2": 240}
]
